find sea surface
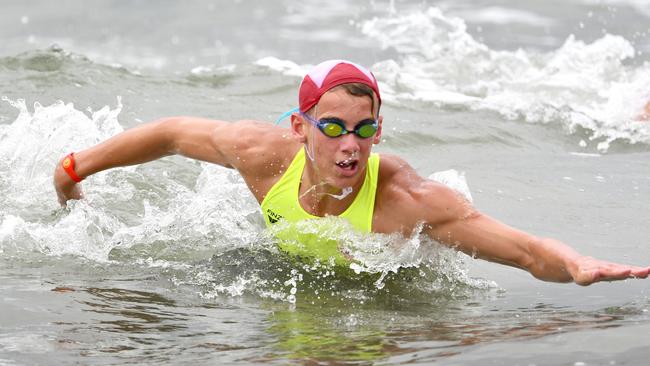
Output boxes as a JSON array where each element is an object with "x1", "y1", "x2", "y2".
[{"x1": 1, "y1": 0, "x2": 650, "y2": 365}]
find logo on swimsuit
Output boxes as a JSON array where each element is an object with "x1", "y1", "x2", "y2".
[{"x1": 266, "y1": 209, "x2": 284, "y2": 224}]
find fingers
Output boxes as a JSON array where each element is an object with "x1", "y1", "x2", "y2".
[
  {"x1": 629, "y1": 266, "x2": 650, "y2": 279},
  {"x1": 575, "y1": 268, "x2": 626, "y2": 286},
  {"x1": 592, "y1": 267, "x2": 631, "y2": 283},
  {"x1": 62, "y1": 185, "x2": 83, "y2": 206},
  {"x1": 572, "y1": 257, "x2": 650, "y2": 285},
  {"x1": 577, "y1": 264, "x2": 650, "y2": 286},
  {"x1": 601, "y1": 264, "x2": 650, "y2": 280}
]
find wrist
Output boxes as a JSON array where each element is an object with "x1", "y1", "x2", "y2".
[
  {"x1": 61, "y1": 153, "x2": 84, "y2": 183},
  {"x1": 536, "y1": 237, "x2": 581, "y2": 283}
]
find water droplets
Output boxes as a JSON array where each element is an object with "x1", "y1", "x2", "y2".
[{"x1": 284, "y1": 269, "x2": 302, "y2": 304}]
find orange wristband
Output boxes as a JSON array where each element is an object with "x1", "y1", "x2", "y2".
[{"x1": 62, "y1": 153, "x2": 83, "y2": 183}]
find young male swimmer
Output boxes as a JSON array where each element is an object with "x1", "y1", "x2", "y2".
[{"x1": 53, "y1": 60, "x2": 650, "y2": 285}]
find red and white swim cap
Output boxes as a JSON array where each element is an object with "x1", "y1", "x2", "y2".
[{"x1": 298, "y1": 60, "x2": 381, "y2": 113}]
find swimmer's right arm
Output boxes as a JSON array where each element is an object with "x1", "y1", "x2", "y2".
[{"x1": 53, "y1": 117, "x2": 268, "y2": 206}]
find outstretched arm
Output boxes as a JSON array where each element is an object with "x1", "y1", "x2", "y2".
[
  {"x1": 417, "y1": 183, "x2": 650, "y2": 285},
  {"x1": 53, "y1": 117, "x2": 280, "y2": 206}
]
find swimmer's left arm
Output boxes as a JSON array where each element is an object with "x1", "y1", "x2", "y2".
[{"x1": 421, "y1": 185, "x2": 650, "y2": 285}]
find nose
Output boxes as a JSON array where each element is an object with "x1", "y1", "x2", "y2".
[{"x1": 338, "y1": 132, "x2": 361, "y2": 154}]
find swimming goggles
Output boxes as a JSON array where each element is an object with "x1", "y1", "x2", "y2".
[{"x1": 300, "y1": 112, "x2": 378, "y2": 139}]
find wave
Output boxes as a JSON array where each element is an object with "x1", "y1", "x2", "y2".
[
  {"x1": 0, "y1": 45, "x2": 141, "y2": 79},
  {"x1": 361, "y1": 7, "x2": 650, "y2": 151},
  {"x1": 450, "y1": 6, "x2": 557, "y2": 27}
]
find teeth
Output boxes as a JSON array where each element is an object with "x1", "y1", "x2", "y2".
[
  {"x1": 337, "y1": 151, "x2": 359, "y2": 167},
  {"x1": 337, "y1": 160, "x2": 353, "y2": 167},
  {"x1": 338, "y1": 157, "x2": 355, "y2": 166}
]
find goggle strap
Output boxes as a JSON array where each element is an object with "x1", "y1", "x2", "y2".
[{"x1": 275, "y1": 107, "x2": 300, "y2": 125}]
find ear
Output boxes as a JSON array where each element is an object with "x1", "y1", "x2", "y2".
[
  {"x1": 372, "y1": 115, "x2": 383, "y2": 145},
  {"x1": 290, "y1": 113, "x2": 308, "y2": 143}
]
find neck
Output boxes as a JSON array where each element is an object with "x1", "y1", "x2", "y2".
[{"x1": 298, "y1": 163, "x2": 365, "y2": 217}]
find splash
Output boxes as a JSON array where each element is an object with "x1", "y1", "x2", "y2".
[
  {"x1": 299, "y1": 183, "x2": 354, "y2": 201},
  {"x1": 0, "y1": 97, "x2": 125, "y2": 208},
  {"x1": 263, "y1": 216, "x2": 494, "y2": 298},
  {"x1": 0, "y1": 202, "x2": 123, "y2": 262},
  {"x1": 0, "y1": 98, "x2": 126, "y2": 260},
  {"x1": 190, "y1": 158, "x2": 485, "y2": 303},
  {"x1": 0, "y1": 97, "x2": 273, "y2": 278},
  {"x1": 0, "y1": 96, "x2": 493, "y2": 304},
  {"x1": 347, "y1": 170, "x2": 478, "y2": 290},
  {"x1": 108, "y1": 163, "x2": 264, "y2": 262}
]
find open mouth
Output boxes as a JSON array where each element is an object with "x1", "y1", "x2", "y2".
[{"x1": 336, "y1": 157, "x2": 358, "y2": 171}]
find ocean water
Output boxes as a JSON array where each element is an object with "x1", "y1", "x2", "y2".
[{"x1": 1, "y1": 0, "x2": 650, "y2": 364}]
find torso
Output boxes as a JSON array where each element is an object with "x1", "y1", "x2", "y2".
[
  {"x1": 260, "y1": 147, "x2": 380, "y2": 232},
  {"x1": 229, "y1": 122, "x2": 451, "y2": 237}
]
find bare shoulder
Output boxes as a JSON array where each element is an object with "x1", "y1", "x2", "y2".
[
  {"x1": 210, "y1": 119, "x2": 301, "y2": 177},
  {"x1": 374, "y1": 154, "x2": 475, "y2": 235},
  {"x1": 376, "y1": 154, "x2": 462, "y2": 208}
]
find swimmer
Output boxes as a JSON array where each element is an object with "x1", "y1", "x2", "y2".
[{"x1": 53, "y1": 60, "x2": 650, "y2": 286}]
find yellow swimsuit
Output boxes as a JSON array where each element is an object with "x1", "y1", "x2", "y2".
[{"x1": 260, "y1": 148, "x2": 380, "y2": 266}]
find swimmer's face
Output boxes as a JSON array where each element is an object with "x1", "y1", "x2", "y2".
[{"x1": 294, "y1": 87, "x2": 382, "y2": 189}]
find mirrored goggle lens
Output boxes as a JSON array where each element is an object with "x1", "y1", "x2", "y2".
[
  {"x1": 356, "y1": 123, "x2": 377, "y2": 138},
  {"x1": 321, "y1": 122, "x2": 344, "y2": 137},
  {"x1": 319, "y1": 121, "x2": 377, "y2": 138}
]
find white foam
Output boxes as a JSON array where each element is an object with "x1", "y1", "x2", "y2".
[
  {"x1": 0, "y1": 204, "x2": 121, "y2": 262},
  {"x1": 256, "y1": 56, "x2": 307, "y2": 77},
  {"x1": 356, "y1": 7, "x2": 650, "y2": 151},
  {"x1": 110, "y1": 163, "x2": 263, "y2": 253},
  {"x1": 0, "y1": 97, "x2": 125, "y2": 207},
  {"x1": 190, "y1": 63, "x2": 236, "y2": 76},
  {"x1": 0, "y1": 98, "x2": 263, "y2": 262}
]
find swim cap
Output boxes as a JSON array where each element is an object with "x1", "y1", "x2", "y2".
[{"x1": 298, "y1": 60, "x2": 381, "y2": 113}]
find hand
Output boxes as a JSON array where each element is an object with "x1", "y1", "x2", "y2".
[
  {"x1": 53, "y1": 161, "x2": 84, "y2": 206},
  {"x1": 571, "y1": 256, "x2": 650, "y2": 286}
]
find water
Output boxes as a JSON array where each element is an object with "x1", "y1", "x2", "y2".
[{"x1": 1, "y1": 0, "x2": 650, "y2": 364}]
